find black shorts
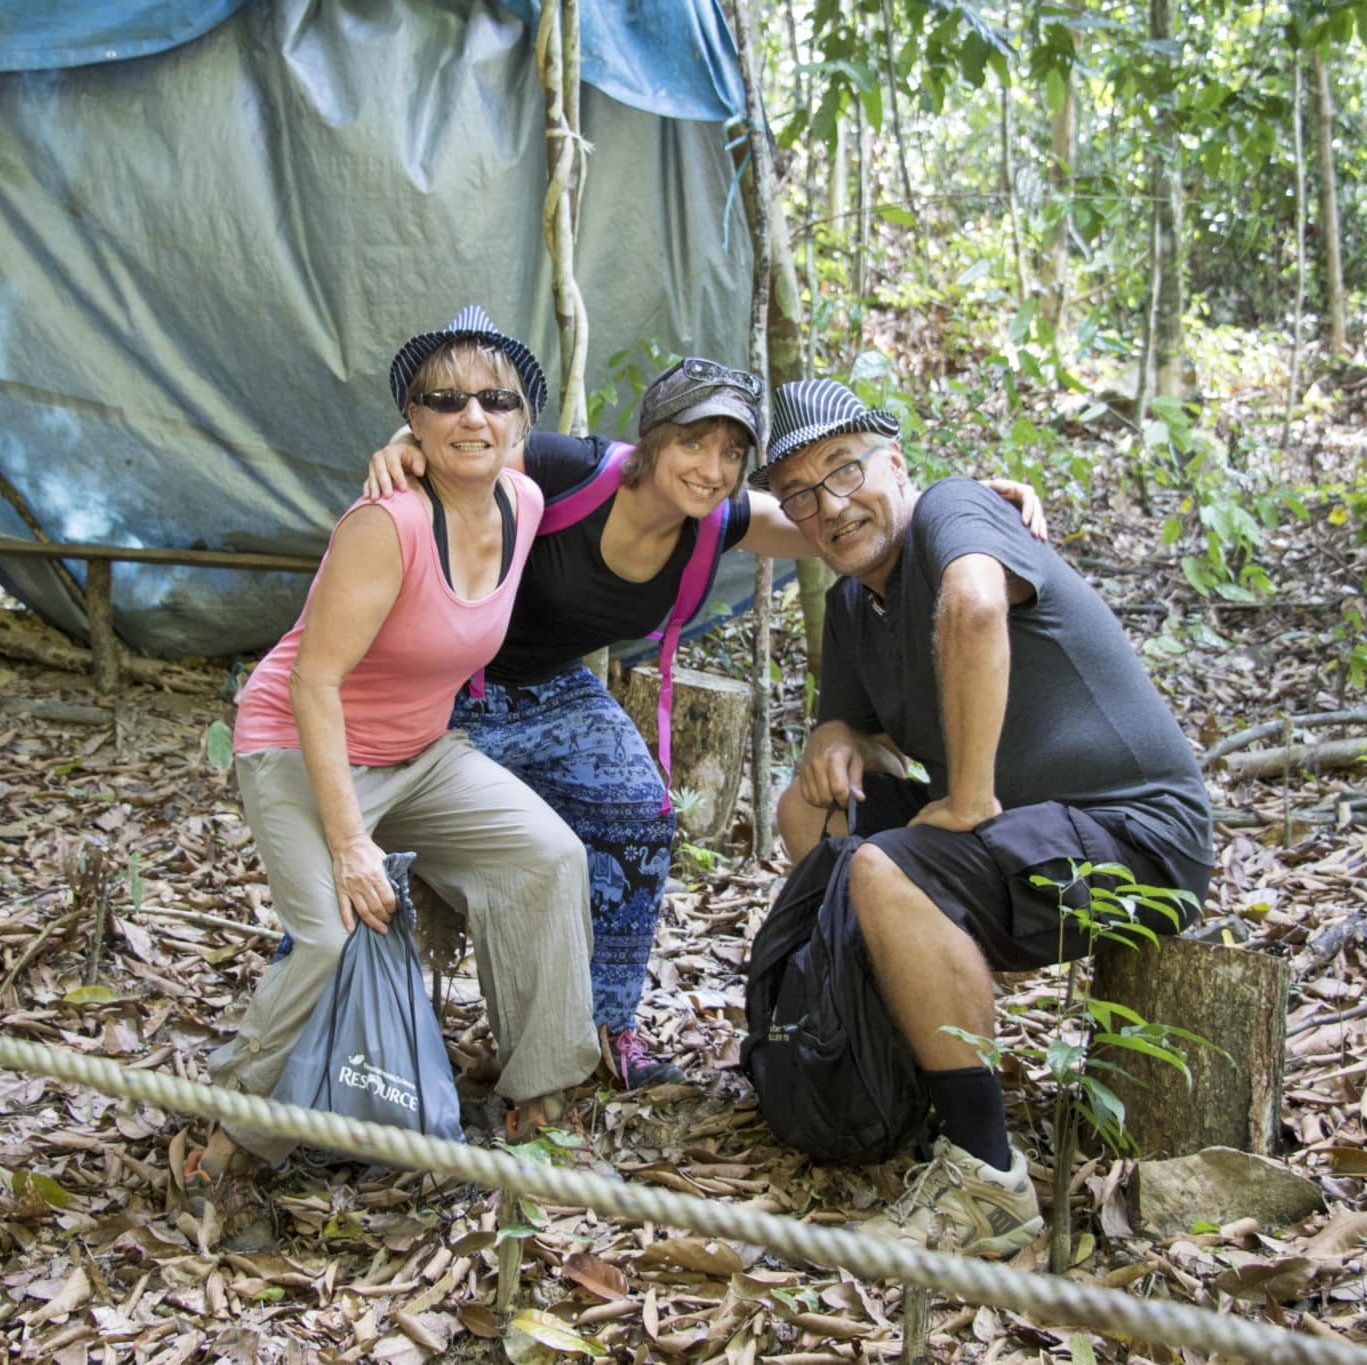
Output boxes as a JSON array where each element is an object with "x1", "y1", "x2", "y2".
[{"x1": 854, "y1": 775, "x2": 1210, "y2": 972}]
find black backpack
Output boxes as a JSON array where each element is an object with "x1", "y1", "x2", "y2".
[{"x1": 742, "y1": 807, "x2": 930, "y2": 1165}]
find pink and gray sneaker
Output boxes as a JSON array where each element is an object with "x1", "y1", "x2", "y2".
[{"x1": 599, "y1": 1025, "x2": 685, "y2": 1089}]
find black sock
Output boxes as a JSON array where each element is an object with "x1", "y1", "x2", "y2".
[{"x1": 925, "y1": 1067, "x2": 1011, "y2": 1171}]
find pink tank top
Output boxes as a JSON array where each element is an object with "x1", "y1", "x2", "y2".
[{"x1": 234, "y1": 471, "x2": 542, "y2": 766}]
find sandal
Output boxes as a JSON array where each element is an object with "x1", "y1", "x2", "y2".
[
  {"x1": 503, "y1": 1092, "x2": 565, "y2": 1143},
  {"x1": 184, "y1": 1126, "x2": 253, "y2": 1183}
]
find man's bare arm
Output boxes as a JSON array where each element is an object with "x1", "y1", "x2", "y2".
[{"x1": 912, "y1": 553, "x2": 1014, "y2": 832}]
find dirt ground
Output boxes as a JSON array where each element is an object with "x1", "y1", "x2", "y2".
[{"x1": 0, "y1": 475, "x2": 1364, "y2": 1365}]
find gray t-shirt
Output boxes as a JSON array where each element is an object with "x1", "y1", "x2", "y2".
[{"x1": 818, "y1": 477, "x2": 1213, "y2": 866}]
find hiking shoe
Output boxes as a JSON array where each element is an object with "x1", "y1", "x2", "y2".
[
  {"x1": 598, "y1": 1025, "x2": 685, "y2": 1089},
  {"x1": 864, "y1": 1136, "x2": 1043, "y2": 1257}
]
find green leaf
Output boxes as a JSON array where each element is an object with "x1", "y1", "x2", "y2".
[
  {"x1": 1045, "y1": 68, "x2": 1067, "y2": 116},
  {"x1": 206, "y1": 720, "x2": 233, "y2": 771},
  {"x1": 876, "y1": 204, "x2": 918, "y2": 227},
  {"x1": 1084, "y1": 998, "x2": 1147, "y2": 1031},
  {"x1": 508, "y1": 1309, "x2": 608, "y2": 1358},
  {"x1": 1046, "y1": 1038, "x2": 1086, "y2": 1081},
  {"x1": 62, "y1": 984, "x2": 119, "y2": 1006},
  {"x1": 1180, "y1": 555, "x2": 1213, "y2": 596},
  {"x1": 322, "y1": 1211, "x2": 366, "y2": 1241},
  {"x1": 1076, "y1": 1076, "x2": 1128, "y2": 1144},
  {"x1": 12, "y1": 1171, "x2": 70, "y2": 1209},
  {"x1": 251, "y1": 1285, "x2": 286, "y2": 1302},
  {"x1": 1068, "y1": 1333, "x2": 1099, "y2": 1365},
  {"x1": 1190, "y1": 1219, "x2": 1221, "y2": 1234},
  {"x1": 860, "y1": 80, "x2": 883, "y2": 132},
  {"x1": 955, "y1": 258, "x2": 994, "y2": 287},
  {"x1": 1093, "y1": 1033, "x2": 1192, "y2": 1082}
]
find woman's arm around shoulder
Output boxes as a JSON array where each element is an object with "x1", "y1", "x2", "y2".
[
  {"x1": 733, "y1": 490, "x2": 817, "y2": 559},
  {"x1": 734, "y1": 478, "x2": 1048, "y2": 560},
  {"x1": 363, "y1": 425, "x2": 529, "y2": 499}
]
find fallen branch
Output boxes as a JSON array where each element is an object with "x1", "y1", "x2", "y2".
[
  {"x1": 1203, "y1": 710, "x2": 1367, "y2": 768},
  {"x1": 0, "y1": 698, "x2": 114, "y2": 724},
  {"x1": 0, "y1": 909, "x2": 82, "y2": 1000},
  {"x1": 130, "y1": 907, "x2": 283, "y2": 940},
  {"x1": 1287, "y1": 1001, "x2": 1367, "y2": 1038},
  {"x1": 1211, "y1": 800, "x2": 1367, "y2": 829},
  {"x1": 0, "y1": 613, "x2": 213, "y2": 695},
  {"x1": 1221, "y1": 738, "x2": 1367, "y2": 780},
  {"x1": 1293, "y1": 911, "x2": 1367, "y2": 978}
]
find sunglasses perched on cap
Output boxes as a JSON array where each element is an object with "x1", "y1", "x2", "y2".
[
  {"x1": 414, "y1": 388, "x2": 523, "y2": 415},
  {"x1": 674, "y1": 357, "x2": 764, "y2": 398}
]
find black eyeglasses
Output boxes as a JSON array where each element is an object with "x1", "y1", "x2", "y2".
[
  {"x1": 415, "y1": 388, "x2": 523, "y2": 415},
  {"x1": 777, "y1": 456, "x2": 869, "y2": 522},
  {"x1": 678, "y1": 357, "x2": 764, "y2": 398}
]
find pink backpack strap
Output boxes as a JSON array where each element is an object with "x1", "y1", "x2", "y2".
[
  {"x1": 533, "y1": 438, "x2": 732, "y2": 816},
  {"x1": 651, "y1": 500, "x2": 730, "y2": 812},
  {"x1": 537, "y1": 442, "x2": 633, "y2": 534}
]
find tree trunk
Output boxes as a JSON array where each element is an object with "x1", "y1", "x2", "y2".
[
  {"x1": 730, "y1": 0, "x2": 777, "y2": 860},
  {"x1": 1040, "y1": 35, "x2": 1076, "y2": 330},
  {"x1": 879, "y1": 0, "x2": 913, "y2": 204},
  {"x1": 535, "y1": 0, "x2": 588, "y2": 437},
  {"x1": 537, "y1": 0, "x2": 599, "y2": 681},
  {"x1": 764, "y1": 130, "x2": 832, "y2": 683},
  {"x1": 1092, "y1": 938, "x2": 1289, "y2": 1158},
  {"x1": 999, "y1": 78, "x2": 1027, "y2": 305},
  {"x1": 1283, "y1": 52, "x2": 1307, "y2": 450},
  {"x1": 623, "y1": 665, "x2": 752, "y2": 842},
  {"x1": 1312, "y1": 48, "x2": 1347, "y2": 357},
  {"x1": 1150, "y1": 0, "x2": 1184, "y2": 400},
  {"x1": 854, "y1": 30, "x2": 871, "y2": 305}
]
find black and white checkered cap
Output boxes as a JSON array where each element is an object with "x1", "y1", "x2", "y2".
[
  {"x1": 748, "y1": 379, "x2": 900, "y2": 489},
  {"x1": 388, "y1": 304, "x2": 549, "y2": 422}
]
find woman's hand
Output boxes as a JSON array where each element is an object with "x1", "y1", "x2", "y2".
[
  {"x1": 981, "y1": 478, "x2": 1048, "y2": 542},
  {"x1": 329, "y1": 832, "x2": 396, "y2": 933},
  {"x1": 363, "y1": 436, "x2": 426, "y2": 500}
]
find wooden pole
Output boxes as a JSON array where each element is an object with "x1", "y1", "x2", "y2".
[
  {"x1": 84, "y1": 560, "x2": 120, "y2": 695},
  {"x1": 729, "y1": 0, "x2": 776, "y2": 860}
]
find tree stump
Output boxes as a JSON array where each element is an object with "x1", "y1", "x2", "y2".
[
  {"x1": 1091, "y1": 937, "x2": 1289, "y2": 1158},
  {"x1": 623, "y1": 664, "x2": 750, "y2": 842}
]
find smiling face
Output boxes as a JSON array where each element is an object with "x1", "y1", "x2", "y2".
[
  {"x1": 644, "y1": 417, "x2": 750, "y2": 516},
  {"x1": 770, "y1": 433, "x2": 913, "y2": 594},
  {"x1": 405, "y1": 343, "x2": 528, "y2": 482}
]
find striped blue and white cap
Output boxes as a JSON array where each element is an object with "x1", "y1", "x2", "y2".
[
  {"x1": 388, "y1": 304, "x2": 549, "y2": 422},
  {"x1": 749, "y1": 378, "x2": 900, "y2": 489}
]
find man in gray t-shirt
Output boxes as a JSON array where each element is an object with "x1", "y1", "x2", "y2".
[{"x1": 752, "y1": 379, "x2": 1212, "y2": 1258}]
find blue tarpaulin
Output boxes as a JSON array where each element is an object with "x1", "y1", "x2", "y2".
[
  {"x1": 494, "y1": 0, "x2": 744, "y2": 123},
  {"x1": 0, "y1": 0, "x2": 767, "y2": 658},
  {"x1": 0, "y1": 0, "x2": 745, "y2": 124},
  {"x1": 0, "y1": 1, "x2": 247, "y2": 71}
]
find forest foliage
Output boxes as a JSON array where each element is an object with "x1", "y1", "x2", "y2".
[{"x1": 720, "y1": 0, "x2": 1367, "y2": 697}]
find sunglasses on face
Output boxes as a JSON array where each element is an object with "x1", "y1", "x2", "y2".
[
  {"x1": 678, "y1": 357, "x2": 764, "y2": 398},
  {"x1": 415, "y1": 388, "x2": 523, "y2": 415},
  {"x1": 778, "y1": 456, "x2": 870, "y2": 522}
]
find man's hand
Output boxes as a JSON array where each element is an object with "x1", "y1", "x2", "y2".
[
  {"x1": 330, "y1": 833, "x2": 397, "y2": 934},
  {"x1": 797, "y1": 721, "x2": 869, "y2": 808},
  {"x1": 363, "y1": 439, "x2": 425, "y2": 500},
  {"x1": 980, "y1": 477, "x2": 1048, "y2": 542},
  {"x1": 910, "y1": 794, "x2": 1002, "y2": 833}
]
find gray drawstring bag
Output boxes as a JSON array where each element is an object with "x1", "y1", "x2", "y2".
[{"x1": 270, "y1": 851, "x2": 464, "y2": 1153}]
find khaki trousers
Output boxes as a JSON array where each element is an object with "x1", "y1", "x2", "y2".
[{"x1": 209, "y1": 730, "x2": 600, "y2": 1161}]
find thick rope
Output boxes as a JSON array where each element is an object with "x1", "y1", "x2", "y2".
[{"x1": 1, "y1": 1036, "x2": 1361, "y2": 1365}]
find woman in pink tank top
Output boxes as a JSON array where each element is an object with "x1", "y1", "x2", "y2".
[{"x1": 197, "y1": 309, "x2": 600, "y2": 1177}]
